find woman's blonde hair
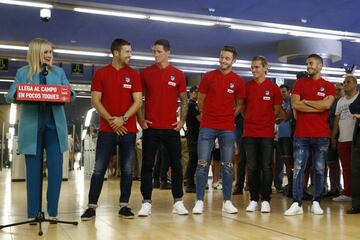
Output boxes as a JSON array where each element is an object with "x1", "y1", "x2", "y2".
[{"x1": 27, "y1": 38, "x2": 53, "y2": 80}]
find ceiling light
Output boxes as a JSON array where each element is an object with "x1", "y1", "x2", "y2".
[
  {"x1": 230, "y1": 24, "x2": 288, "y2": 34},
  {"x1": 77, "y1": 95, "x2": 92, "y2": 99},
  {"x1": 182, "y1": 69, "x2": 206, "y2": 73},
  {"x1": 84, "y1": 108, "x2": 96, "y2": 127},
  {"x1": 170, "y1": 58, "x2": 218, "y2": 65},
  {"x1": 74, "y1": 7, "x2": 147, "y2": 19},
  {"x1": 54, "y1": 49, "x2": 109, "y2": 57},
  {"x1": 0, "y1": 0, "x2": 52, "y2": 8},
  {"x1": 0, "y1": 44, "x2": 28, "y2": 50},
  {"x1": 132, "y1": 55, "x2": 154, "y2": 61},
  {"x1": 149, "y1": 15, "x2": 215, "y2": 26},
  {"x1": 288, "y1": 31, "x2": 344, "y2": 40}
]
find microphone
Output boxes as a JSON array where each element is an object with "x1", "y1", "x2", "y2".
[{"x1": 41, "y1": 63, "x2": 48, "y2": 76}]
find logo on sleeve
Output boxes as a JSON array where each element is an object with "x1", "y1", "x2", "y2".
[
  {"x1": 317, "y1": 86, "x2": 325, "y2": 97},
  {"x1": 168, "y1": 75, "x2": 177, "y2": 87},
  {"x1": 227, "y1": 81, "x2": 235, "y2": 93},
  {"x1": 263, "y1": 90, "x2": 271, "y2": 100},
  {"x1": 123, "y1": 76, "x2": 132, "y2": 89}
]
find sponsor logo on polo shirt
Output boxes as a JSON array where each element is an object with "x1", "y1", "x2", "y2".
[
  {"x1": 125, "y1": 77, "x2": 131, "y2": 83},
  {"x1": 263, "y1": 90, "x2": 271, "y2": 100},
  {"x1": 168, "y1": 81, "x2": 176, "y2": 87},
  {"x1": 230, "y1": 82, "x2": 234, "y2": 89},
  {"x1": 227, "y1": 89, "x2": 234, "y2": 93},
  {"x1": 320, "y1": 86, "x2": 325, "y2": 92},
  {"x1": 170, "y1": 75, "x2": 175, "y2": 81}
]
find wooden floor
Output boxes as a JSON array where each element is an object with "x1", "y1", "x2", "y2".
[{"x1": 0, "y1": 169, "x2": 359, "y2": 240}]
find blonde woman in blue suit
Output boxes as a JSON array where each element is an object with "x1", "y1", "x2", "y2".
[{"x1": 6, "y1": 38, "x2": 76, "y2": 220}]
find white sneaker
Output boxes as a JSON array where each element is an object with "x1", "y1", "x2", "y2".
[
  {"x1": 192, "y1": 200, "x2": 204, "y2": 214},
  {"x1": 172, "y1": 201, "x2": 189, "y2": 215},
  {"x1": 246, "y1": 201, "x2": 258, "y2": 212},
  {"x1": 332, "y1": 195, "x2": 352, "y2": 202},
  {"x1": 284, "y1": 202, "x2": 303, "y2": 216},
  {"x1": 260, "y1": 201, "x2": 271, "y2": 213},
  {"x1": 311, "y1": 201, "x2": 324, "y2": 215},
  {"x1": 213, "y1": 181, "x2": 223, "y2": 190},
  {"x1": 222, "y1": 200, "x2": 238, "y2": 214},
  {"x1": 138, "y1": 202, "x2": 152, "y2": 217}
]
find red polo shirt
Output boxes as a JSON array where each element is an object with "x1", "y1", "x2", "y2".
[
  {"x1": 293, "y1": 77, "x2": 336, "y2": 137},
  {"x1": 243, "y1": 79, "x2": 282, "y2": 138},
  {"x1": 199, "y1": 69, "x2": 246, "y2": 131},
  {"x1": 91, "y1": 64, "x2": 142, "y2": 133},
  {"x1": 141, "y1": 64, "x2": 186, "y2": 129}
]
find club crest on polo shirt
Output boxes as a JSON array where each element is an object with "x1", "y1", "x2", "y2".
[
  {"x1": 317, "y1": 86, "x2": 325, "y2": 97},
  {"x1": 227, "y1": 82, "x2": 235, "y2": 93},
  {"x1": 123, "y1": 76, "x2": 132, "y2": 89},
  {"x1": 263, "y1": 90, "x2": 271, "y2": 100},
  {"x1": 168, "y1": 75, "x2": 177, "y2": 87}
]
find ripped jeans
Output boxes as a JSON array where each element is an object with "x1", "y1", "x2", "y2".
[
  {"x1": 292, "y1": 137, "x2": 329, "y2": 204},
  {"x1": 196, "y1": 128, "x2": 235, "y2": 201}
]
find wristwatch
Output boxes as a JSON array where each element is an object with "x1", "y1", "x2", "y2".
[{"x1": 122, "y1": 115, "x2": 128, "y2": 123}]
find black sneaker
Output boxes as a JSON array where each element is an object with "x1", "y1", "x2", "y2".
[
  {"x1": 160, "y1": 180, "x2": 172, "y2": 189},
  {"x1": 118, "y1": 207, "x2": 135, "y2": 219},
  {"x1": 153, "y1": 180, "x2": 160, "y2": 188},
  {"x1": 186, "y1": 185, "x2": 196, "y2": 193},
  {"x1": 81, "y1": 208, "x2": 96, "y2": 221},
  {"x1": 232, "y1": 186, "x2": 243, "y2": 195}
]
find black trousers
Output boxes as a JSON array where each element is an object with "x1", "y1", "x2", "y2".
[
  {"x1": 153, "y1": 144, "x2": 170, "y2": 182},
  {"x1": 141, "y1": 128, "x2": 183, "y2": 201},
  {"x1": 185, "y1": 137, "x2": 198, "y2": 187},
  {"x1": 244, "y1": 137, "x2": 274, "y2": 202},
  {"x1": 235, "y1": 141, "x2": 247, "y2": 189},
  {"x1": 351, "y1": 130, "x2": 360, "y2": 208}
]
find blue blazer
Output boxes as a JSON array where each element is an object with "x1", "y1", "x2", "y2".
[{"x1": 6, "y1": 66, "x2": 76, "y2": 155}]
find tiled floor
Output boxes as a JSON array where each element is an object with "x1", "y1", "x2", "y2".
[{"x1": 0, "y1": 168, "x2": 359, "y2": 239}]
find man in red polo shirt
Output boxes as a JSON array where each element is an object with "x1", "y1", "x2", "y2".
[
  {"x1": 81, "y1": 39, "x2": 142, "y2": 220},
  {"x1": 192, "y1": 46, "x2": 245, "y2": 215},
  {"x1": 284, "y1": 54, "x2": 335, "y2": 216},
  {"x1": 137, "y1": 39, "x2": 189, "y2": 216},
  {"x1": 243, "y1": 56, "x2": 282, "y2": 213}
]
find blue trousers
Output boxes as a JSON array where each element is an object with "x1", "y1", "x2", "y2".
[
  {"x1": 25, "y1": 127, "x2": 63, "y2": 218},
  {"x1": 292, "y1": 137, "x2": 329, "y2": 204},
  {"x1": 196, "y1": 128, "x2": 235, "y2": 201}
]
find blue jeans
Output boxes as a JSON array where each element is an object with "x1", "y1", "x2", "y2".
[
  {"x1": 141, "y1": 128, "x2": 183, "y2": 202},
  {"x1": 274, "y1": 141, "x2": 284, "y2": 189},
  {"x1": 88, "y1": 131, "x2": 136, "y2": 207},
  {"x1": 292, "y1": 137, "x2": 329, "y2": 204},
  {"x1": 196, "y1": 128, "x2": 235, "y2": 201},
  {"x1": 244, "y1": 137, "x2": 274, "y2": 202}
]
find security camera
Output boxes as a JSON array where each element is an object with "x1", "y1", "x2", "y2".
[{"x1": 40, "y1": 8, "x2": 51, "y2": 22}]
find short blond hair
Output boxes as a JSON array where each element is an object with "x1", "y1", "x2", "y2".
[{"x1": 27, "y1": 38, "x2": 53, "y2": 80}]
